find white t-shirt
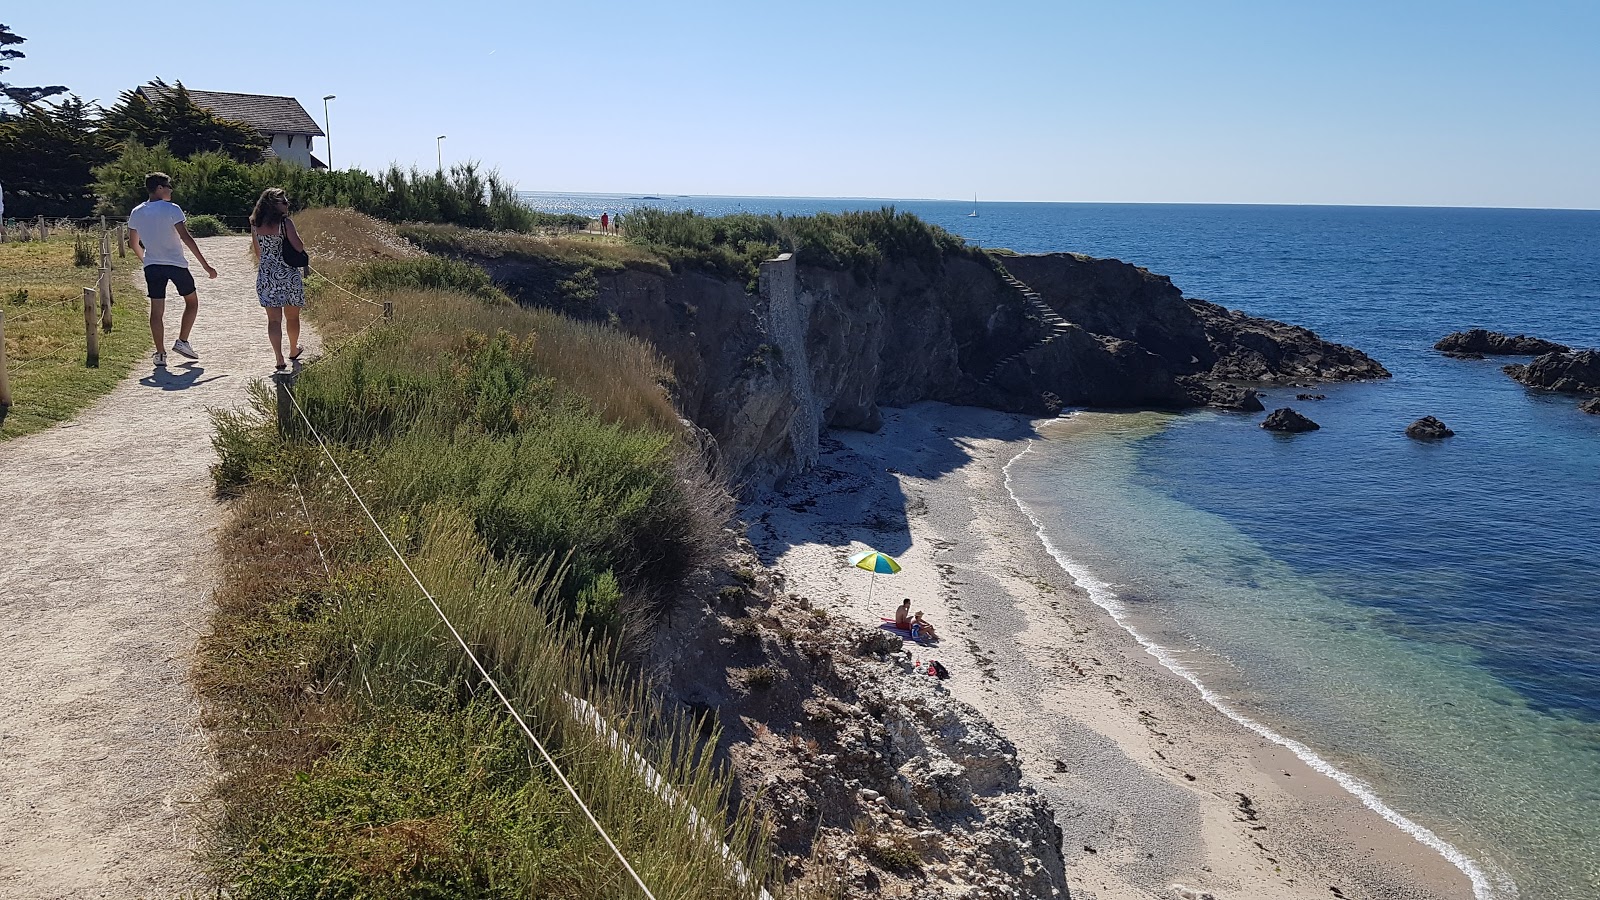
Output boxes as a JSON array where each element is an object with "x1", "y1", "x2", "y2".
[{"x1": 128, "y1": 200, "x2": 189, "y2": 268}]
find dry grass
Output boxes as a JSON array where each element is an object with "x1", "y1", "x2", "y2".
[
  {"x1": 0, "y1": 232, "x2": 149, "y2": 440},
  {"x1": 399, "y1": 222, "x2": 671, "y2": 274},
  {"x1": 200, "y1": 209, "x2": 771, "y2": 896}
]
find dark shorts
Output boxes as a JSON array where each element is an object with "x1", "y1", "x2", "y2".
[{"x1": 144, "y1": 264, "x2": 196, "y2": 300}]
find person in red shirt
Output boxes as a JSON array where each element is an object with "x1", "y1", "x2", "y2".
[{"x1": 600, "y1": 212, "x2": 609, "y2": 232}]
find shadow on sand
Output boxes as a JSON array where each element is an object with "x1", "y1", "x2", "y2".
[{"x1": 138, "y1": 361, "x2": 226, "y2": 391}]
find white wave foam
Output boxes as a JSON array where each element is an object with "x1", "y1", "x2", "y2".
[{"x1": 1001, "y1": 440, "x2": 1515, "y2": 900}]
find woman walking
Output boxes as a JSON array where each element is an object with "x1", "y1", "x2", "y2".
[{"x1": 249, "y1": 188, "x2": 307, "y2": 370}]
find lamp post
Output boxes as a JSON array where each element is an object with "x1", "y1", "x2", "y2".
[
  {"x1": 436, "y1": 135, "x2": 447, "y2": 172},
  {"x1": 322, "y1": 95, "x2": 336, "y2": 170}
]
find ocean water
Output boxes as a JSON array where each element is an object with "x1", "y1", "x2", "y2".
[{"x1": 525, "y1": 193, "x2": 1600, "y2": 899}]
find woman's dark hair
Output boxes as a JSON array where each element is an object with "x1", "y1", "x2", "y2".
[{"x1": 250, "y1": 188, "x2": 290, "y2": 229}]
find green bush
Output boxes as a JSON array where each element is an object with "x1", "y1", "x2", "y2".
[
  {"x1": 623, "y1": 205, "x2": 973, "y2": 283},
  {"x1": 350, "y1": 256, "x2": 505, "y2": 302},
  {"x1": 185, "y1": 213, "x2": 229, "y2": 237},
  {"x1": 94, "y1": 143, "x2": 558, "y2": 235}
]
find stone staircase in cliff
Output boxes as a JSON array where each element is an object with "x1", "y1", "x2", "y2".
[{"x1": 978, "y1": 263, "x2": 1076, "y2": 387}]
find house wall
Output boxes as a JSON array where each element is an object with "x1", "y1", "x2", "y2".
[{"x1": 268, "y1": 132, "x2": 314, "y2": 167}]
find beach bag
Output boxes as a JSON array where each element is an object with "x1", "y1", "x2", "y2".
[
  {"x1": 930, "y1": 660, "x2": 950, "y2": 680},
  {"x1": 281, "y1": 220, "x2": 309, "y2": 268}
]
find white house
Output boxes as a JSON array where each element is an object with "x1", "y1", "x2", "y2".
[{"x1": 135, "y1": 84, "x2": 326, "y2": 168}]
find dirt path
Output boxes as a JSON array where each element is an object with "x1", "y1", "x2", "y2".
[{"x1": 0, "y1": 236, "x2": 308, "y2": 899}]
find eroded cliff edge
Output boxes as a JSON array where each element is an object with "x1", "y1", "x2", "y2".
[{"x1": 479, "y1": 246, "x2": 1387, "y2": 490}]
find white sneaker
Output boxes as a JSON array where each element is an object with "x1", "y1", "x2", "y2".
[
  {"x1": 171, "y1": 340, "x2": 198, "y2": 360},
  {"x1": 154, "y1": 351, "x2": 168, "y2": 367}
]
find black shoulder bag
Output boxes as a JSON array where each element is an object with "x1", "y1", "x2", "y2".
[{"x1": 281, "y1": 219, "x2": 309, "y2": 268}]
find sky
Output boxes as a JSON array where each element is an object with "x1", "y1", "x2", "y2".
[{"x1": 9, "y1": 1, "x2": 1600, "y2": 208}]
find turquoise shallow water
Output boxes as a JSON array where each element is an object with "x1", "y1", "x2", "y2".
[{"x1": 526, "y1": 194, "x2": 1600, "y2": 899}]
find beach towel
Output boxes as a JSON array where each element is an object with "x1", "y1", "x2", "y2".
[{"x1": 880, "y1": 617, "x2": 938, "y2": 644}]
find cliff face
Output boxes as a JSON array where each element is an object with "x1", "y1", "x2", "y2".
[{"x1": 481, "y1": 249, "x2": 1387, "y2": 491}]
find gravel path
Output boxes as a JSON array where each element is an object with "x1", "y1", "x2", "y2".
[{"x1": 0, "y1": 236, "x2": 302, "y2": 899}]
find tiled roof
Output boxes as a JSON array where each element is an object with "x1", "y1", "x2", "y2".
[{"x1": 137, "y1": 84, "x2": 324, "y2": 136}]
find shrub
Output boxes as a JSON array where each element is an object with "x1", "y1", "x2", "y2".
[
  {"x1": 72, "y1": 231, "x2": 96, "y2": 266},
  {"x1": 350, "y1": 256, "x2": 505, "y2": 302},
  {"x1": 623, "y1": 206, "x2": 974, "y2": 283},
  {"x1": 185, "y1": 214, "x2": 229, "y2": 237}
]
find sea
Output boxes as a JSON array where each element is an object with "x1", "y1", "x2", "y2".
[{"x1": 523, "y1": 193, "x2": 1600, "y2": 900}]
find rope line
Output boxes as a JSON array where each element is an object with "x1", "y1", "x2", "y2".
[
  {"x1": 307, "y1": 265, "x2": 384, "y2": 308},
  {"x1": 280, "y1": 384, "x2": 661, "y2": 900},
  {"x1": 288, "y1": 475, "x2": 374, "y2": 699}
]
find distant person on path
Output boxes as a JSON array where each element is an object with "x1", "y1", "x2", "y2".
[
  {"x1": 127, "y1": 172, "x2": 216, "y2": 367},
  {"x1": 249, "y1": 188, "x2": 307, "y2": 371},
  {"x1": 600, "y1": 212, "x2": 609, "y2": 232}
]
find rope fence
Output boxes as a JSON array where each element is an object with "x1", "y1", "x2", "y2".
[
  {"x1": 279, "y1": 384, "x2": 664, "y2": 900},
  {"x1": 269, "y1": 264, "x2": 772, "y2": 897}
]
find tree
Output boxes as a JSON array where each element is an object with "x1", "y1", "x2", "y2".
[
  {"x1": 0, "y1": 23, "x2": 67, "y2": 110},
  {"x1": 99, "y1": 80, "x2": 266, "y2": 162},
  {"x1": 0, "y1": 97, "x2": 108, "y2": 216}
]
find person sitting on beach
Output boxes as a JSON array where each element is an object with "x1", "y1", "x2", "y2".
[
  {"x1": 894, "y1": 598, "x2": 913, "y2": 630},
  {"x1": 911, "y1": 611, "x2": 939, "y2": 642}
]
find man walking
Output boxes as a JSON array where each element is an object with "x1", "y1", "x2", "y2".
[{"x1": 127, "y1": 173, "x2": 216, "y2": 367}]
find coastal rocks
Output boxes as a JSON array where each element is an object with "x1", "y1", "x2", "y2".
[
  {"x1": 1436, "y1": 329, "x2": 1570, "y2": 357},
  {"x1": 1261, "y1": 407, "x2": 1320, "y2": 432},
  {"x1": 1192, "y1": 382, "x2": 1264, "y2": 411},
  {"x1": 1502, "y1": 349, "x2": 1600, "y2": 395},
  {"x1": 479, "y1": 242, "x2": 1389, "y2": 490},
  {"x1": 647, "y1": 559, "x2": 1068, "y2": 898},
  {"x1": 1406, "y1": 416, "x2": 1455, "y2": 440},
  {"x1": 1190, "y1": 298, "x2": 1391, "y2": 384},
  {"x1": 1581, "y1": 397, "x2": 1600, "y2": 415}
]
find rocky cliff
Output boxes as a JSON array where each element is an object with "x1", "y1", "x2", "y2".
[{"x1": 479, "y1": 247, "x2": 1388, "y2": 491}]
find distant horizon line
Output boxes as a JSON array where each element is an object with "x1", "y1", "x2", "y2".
[{"x1": 513, "y1": 190, "x2": 1600, "y2": 213}]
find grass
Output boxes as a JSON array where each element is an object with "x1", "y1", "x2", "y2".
[
  {"x1": 0, "y1": 231, "x2": 148, "y2": 440},
  {"x1": 202, "y1": 210, "x2": 766, "y2": 898},
  {"x1": 622, "y1": 206, "x2": 979, "y2": 284}
]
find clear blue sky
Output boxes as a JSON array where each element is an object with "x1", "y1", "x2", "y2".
[{"x1": 11, "y1": 1, "x2": 1599, "y2": 208}]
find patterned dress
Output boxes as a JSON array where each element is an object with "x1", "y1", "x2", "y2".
[{"x1": 256, "y1": 224, "x2": 306, "y2": 308}]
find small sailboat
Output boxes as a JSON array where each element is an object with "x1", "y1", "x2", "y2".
[{"x1": 968, "y1": 193, "x2": 979, "y2": 217}]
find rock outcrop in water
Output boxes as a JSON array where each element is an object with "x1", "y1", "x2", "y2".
[
  {"x1": 474, "y1": 247, "x2": 1386, "y2": 488},
  {"x1": 1406, "y1": 416, "x2": 1455, "y2": 440},
  {"x1": 1262, "y1": 407, "x2": 1320, "y2": 432},
  {"x1": 1436, "y1": 329, "x2": 1570, "y2": 357},
  {"x1": 1502, "y1": 349, "x2": 1600, "y2": 395},
  {"x1": 1581, "y1": 397, "x2": 1600, "y2": 415}
]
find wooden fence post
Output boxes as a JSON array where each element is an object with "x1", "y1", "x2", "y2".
[
  {"x1": 275, "y1": 378, "x2": 293, "y2": 438},
  {"x1": 383, "y1": 301, "x2": 393, "y2": 322},
  {"x1": 83, "y1": 287, "x2": 99, "y2": 367},
  {"x1": 38, "y1": 216, "x2": 48, "y2": 241},
  {"x1": 117, "y1": 223, "x2": 127, "y2": 258},
  {"x1": 98, "y1": 218, "x2": 114, "y2": 332},
  {"x1": 0, "y1": 309, "x2": 12, "y2": 423}
]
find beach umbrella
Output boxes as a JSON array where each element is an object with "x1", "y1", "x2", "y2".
[{"x1": 848, "y1": 549, "x2": 901, "y2": 605}]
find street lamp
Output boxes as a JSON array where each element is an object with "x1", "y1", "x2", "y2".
[
  {"x1": 436, "y1": 135, "x2": 447, "y2": 171},
  {"x1": 322, "y1": 95, "x2": 336, "y2": 170}
]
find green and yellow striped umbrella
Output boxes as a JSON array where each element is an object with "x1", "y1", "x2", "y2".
[
  {"x1": 848, "y1": 548, "x2": 901, "y2": 604},
  {"x1": 848, "y1": 550, "x2": 902, "y2": 574}
]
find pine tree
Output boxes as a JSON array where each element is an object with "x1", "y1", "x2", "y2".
[
  {"x1": 0, "y1": 23, "x2": 67, "y2": 110},
  {"x1": 0, "y1": 98, "x2": 110, "y2": 216},
  {"x1": 99, "y1": 80, "x2": 267, "y2": 162}
]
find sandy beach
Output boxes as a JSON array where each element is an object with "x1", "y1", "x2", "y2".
[{"x1": 746, "y1": 401, "x2": 1476, "y2": 900}]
